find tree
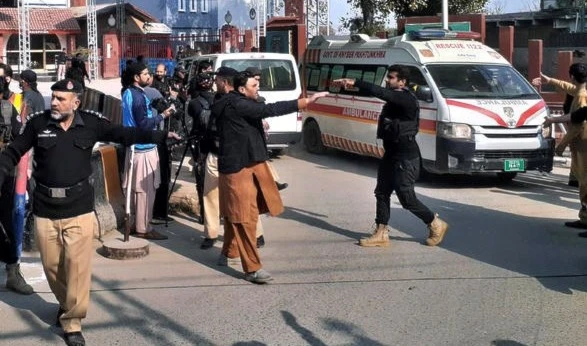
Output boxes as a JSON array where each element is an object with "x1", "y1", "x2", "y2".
[{"x1": 343, "y1": 0, "x2": 491, "y2": 34}]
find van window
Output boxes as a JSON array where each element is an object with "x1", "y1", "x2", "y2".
[
  {"x1": 305, "y1": 63, "x2": 387, "y2": 95},
  {"x1": 427, "y1": 64, "x2": 540, "y2": 99},
  {"x1": 221, "y1": 59, "x2": 297, "y2": 91}
]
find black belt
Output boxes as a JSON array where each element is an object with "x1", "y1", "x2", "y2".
[{"x1": 36, "y1": 179, "x2": 89, "y2": 199}]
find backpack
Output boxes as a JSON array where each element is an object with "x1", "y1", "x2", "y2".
[{"x1": 196, "y1": 95, "x2": 211, "y2": 134}]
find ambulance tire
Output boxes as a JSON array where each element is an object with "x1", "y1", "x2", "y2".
[
  {"x1": 496, "y1": 172, "x2": 517, "y2": 183},
  {"x1": 303, "y1": 120, "x2": 327, "y2": 154}
]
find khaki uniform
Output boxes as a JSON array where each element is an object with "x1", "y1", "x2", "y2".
[{"x1": 550, "y1": 78, "x2": 587, "y2": 223}]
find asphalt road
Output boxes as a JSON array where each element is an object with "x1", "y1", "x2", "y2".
[{"x1": 1, "y1": 143, "x2": 586, "y2": 346}]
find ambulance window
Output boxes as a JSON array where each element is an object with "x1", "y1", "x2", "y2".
[
  {"x1": 308, "y1": 69, "x2": 321, "y2": 90},
  {"x1": 405, "y1": 66, "x2": 428, "y2": 86},
  {"x1": 362, "y1": 71, "x2": 376, "y2": 84},
  {"x1": 329, "y1": 65, "x2": 344, "y2": 93},
  {"x1": 375, "y1": 67, "x2": 387, "y2": 86},
  {"x1": 318, "y1": 65, "x2": 330, "y2": 91},
  {"x1": 345, "y1": 69, "x2": 362, "y2": 80}
]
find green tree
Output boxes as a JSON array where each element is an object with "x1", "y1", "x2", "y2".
[{"x1": 343, "y1": 0, "x2": 490, "y2": 34}]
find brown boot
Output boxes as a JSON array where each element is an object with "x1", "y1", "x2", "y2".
[
  {"x1": 359, "y1": 224, "x2": 390, "y2": 247},
  {"x1": 426, "y1": 214, "x2": 448, "y2": 246}
]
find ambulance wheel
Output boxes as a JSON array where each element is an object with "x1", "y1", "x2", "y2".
[
  {"x1": 303, "y1": 120, "x2": 326, "y2": 154},
  {"x1": 496, "y1": 172, "x2": 517, "y2": 183}
]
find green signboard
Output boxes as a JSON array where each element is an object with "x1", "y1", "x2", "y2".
[{"x1": 405, "y1": 22, "x2": 472, "y2": 33}]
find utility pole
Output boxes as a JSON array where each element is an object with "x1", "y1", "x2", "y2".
[
  {"x1": 116, "y1": 0, "x2": 126, "y2": 59},
  {"x1": 87, "y1": 0, "x2": 98, "y2": 79},
  {"x1": 580, "y1": 0, "x2": 586, "y2": 33},
  {"x1": 17, "y1": 0, "x2": 31, "y2": 72},
  {"x1": 256, "y1": 0, "x2": 267, "y2": 50},
  {"x1": 306, "y1": 0, "x2": 329, "y2": 41}
]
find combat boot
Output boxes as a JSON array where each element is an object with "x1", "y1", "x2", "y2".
[
  {"x1": 359, "y1": 224, "x2": 390, "y2": 247},
  {"x1": 6, "y1": 263, "x2": 34, "y2": 295},
  {"x1": 426, "y1": 214, "x2": 448, "y2": 246}
]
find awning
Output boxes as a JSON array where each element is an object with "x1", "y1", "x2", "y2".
[{"x1": 130, "y1": 17, "x2": 172, "y2": 35}]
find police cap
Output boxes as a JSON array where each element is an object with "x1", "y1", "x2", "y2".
[{"x1": 51, "y1": 79, "x2": 83, "y2": 93}]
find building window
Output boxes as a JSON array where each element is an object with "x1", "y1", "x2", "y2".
[
  {"x1": 178, "y1": 32, "x2": 186, "y2": 41},
  {"x1": 200, "y1": 0, "x2": 208, "y2": 13},
  {"x1": 190, "y1": 0, "x2": 196, "y2": 12},
  {"x1": 178, "y1": 0, "x2": 185, "y2": 12}
]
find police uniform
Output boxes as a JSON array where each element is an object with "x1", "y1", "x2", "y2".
[{"x1": 0, "y1": 79, "x2": 167, "y2": 339}]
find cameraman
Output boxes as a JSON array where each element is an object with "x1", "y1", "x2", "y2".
[{"x1": 187, "y1": 72, "x2": 216, "y2": 242}]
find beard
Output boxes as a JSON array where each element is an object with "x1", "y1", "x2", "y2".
[
  {"x1": 51, "y1": 109, "x2": 72, "y2": 122},
  {"x1": 138, "y1": 80, "x2": 150, "y2": 88}
]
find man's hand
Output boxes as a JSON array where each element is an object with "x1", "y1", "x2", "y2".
[
  {"x1": 167, "y1": 132, "x2": 181, "y2": 141},
  {"x1": 308, "y1": 91, "x2": 329, "y2": 103},
  {"x1": 531, "y1": 73, "x2": 550, "y2": 87},
  {"x1": 332, "y1": 78, "x2": 355, "y2": 89},
  {"x1": 543, "y1": 116, "x2": 554, "y2": 127},
  {"x1": 162, "y1": 104, "x2": 176, "y2": 119}
]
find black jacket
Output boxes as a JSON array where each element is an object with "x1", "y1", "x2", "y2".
[
  {"x1": 0, "y1": 110, "x2": 166, "y2": 219},
  {"x1": 355, "y1": 80, "x2": 420, "y2": 160},
  {"x1": 187, "y1": 90, "x2": 216, "y2": 153},
  {"x1": 214, "y1": 91, "x2": 298, "y2": 174}
]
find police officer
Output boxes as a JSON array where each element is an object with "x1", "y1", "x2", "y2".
[
  {"x1": 333, "y1": 65, "x2": 449, "y2": 248},
  {"x1": 0, "y1": 79, "x2": 178, "y2": 346}
]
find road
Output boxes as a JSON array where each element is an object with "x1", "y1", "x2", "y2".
[{"x1": 1, "y1": 143, "x2": 586, "y2": 346}]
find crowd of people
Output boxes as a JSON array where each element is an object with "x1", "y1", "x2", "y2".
[{"x1": 4, "y1": 55, "x2": 587, "y2": 346}]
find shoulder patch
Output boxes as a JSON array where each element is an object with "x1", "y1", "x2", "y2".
[
  {"x1": 80, "y1": 109, "x2": 111, "y2": 123},
  {"x1": 25, "y1": 109, "x2": 50, "y2": 123}
]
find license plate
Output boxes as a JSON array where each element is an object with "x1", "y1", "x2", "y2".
[{"x1": 504, "y1": 159, "x2": 525, "y2": 172}]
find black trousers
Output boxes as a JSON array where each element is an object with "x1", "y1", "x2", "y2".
[
  {"x1": 152, "y1": 143, "x2": 171, "y2": 219},
  {"x1": 0, "y1": 175, "x2": 18, "y2": 265},
  {"x1": 374, "y1": 156, "x2": 435, "y2": 226}
]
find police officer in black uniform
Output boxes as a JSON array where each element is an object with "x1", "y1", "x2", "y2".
[
  {"x1": 0, "y1": 79, "x2": 179, "y2": 346},
  {"x1": 333, "y1": 65, "x2": 449, "y2": 248}
]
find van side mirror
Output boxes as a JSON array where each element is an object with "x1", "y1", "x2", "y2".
[{"x1": 415, "y1": 85, "x2": 433, "y2": 102}]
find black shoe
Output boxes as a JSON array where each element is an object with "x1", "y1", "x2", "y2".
[
  {"x1": 579, "y1": 231, "x2": 587, "y2": 238},
  {"x1": 564, "y1": 220, "x2": 587, "y2": 229},
  {"x1": 64, "y1": 331, "x2": 85, "y2": 346},
  {"x1": 151, "y1": 216, "x2": 175, "y2": 225},
  {"x1": 568, "y1": 180, "x2": 579, "y2": 187},
  {"x1": 55, "y1": 307, "x2": 65, "y2": 327},
  {"x1": 200, "y1": 238, "x2": 217, "y2": 249},
  {"x1": 256, "y1": 235, "x2": 265, "y2": 248},
  {"x1": 276, "y1": 182, "x2": 288, "y2": 191}
]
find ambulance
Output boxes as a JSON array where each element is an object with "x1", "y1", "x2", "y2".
[{"x1": 300, "y1": 30, "x2": 554, "y2": 180}]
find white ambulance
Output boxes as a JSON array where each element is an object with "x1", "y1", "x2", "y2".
[
  {"x1": 181, "y1": 53, "x2": 302, "y2": 152},
  {"x1": 300, "y1": 30, "x2": 554, "y2": 180}
]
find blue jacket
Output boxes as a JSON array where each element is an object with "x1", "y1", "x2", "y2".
[{"x1": 122, "y1": 85, "x2": 163, "y2": 150}]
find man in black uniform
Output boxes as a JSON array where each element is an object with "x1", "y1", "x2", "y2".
[
  {"x1": 333, "y1": 65, "x2": 449, "y2": 248},
  {"x1": 0, "y1": 79, "x2": 178, "y2": 346}
]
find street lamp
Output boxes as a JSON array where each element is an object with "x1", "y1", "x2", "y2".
[{"x1": 225, "y1": 11, "x2": 232, "y2": 25}]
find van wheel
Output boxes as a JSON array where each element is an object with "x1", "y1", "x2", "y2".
[
  {"x1": 496, "y1": 172, "x2": 517, "y2": 183},
  {"x1": 303, "y1": 120, "x2": 326, "y2": 154}
]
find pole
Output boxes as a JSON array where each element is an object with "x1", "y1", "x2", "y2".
[
  {"x1": 124, "y1": 145, "x2": 135, "y2": 242},
  {"x1": 581, "y1": 0, "x2": 585, "y2": 33},
  {"x1": 442, "y1": 0, "x2": 449, "y2": 30}
]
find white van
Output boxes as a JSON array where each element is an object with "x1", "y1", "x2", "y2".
[
  {"x1": 181, "y1": 52, "x2": 302, "y2": 151},
  {"x1": 300, "y1": 30, "x2": 554, "y2": 180}
]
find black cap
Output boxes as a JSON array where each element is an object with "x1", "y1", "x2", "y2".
[
  {"x1": 51, "y1": 79, "x2": 83, "y2": 93},
  {"x1": 20, "y1": 69, "x2": 37, "y2": 83},
  {"x1": 215, "y1": 66, "x2": 238, "y2": 78},
  {"x1": 245, "y1": 66, "x2": 261, "y2": 76}
]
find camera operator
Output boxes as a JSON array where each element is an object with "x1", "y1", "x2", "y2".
[
  {"x1": 151, "y1": 63, "x2": 172, "y2": 98},
  {"x1": 187, "y1": 72, "x2": 215, "y2": 236},
  {"x1": 143, "y1": 76, "x2": 175, "y2": 224}
]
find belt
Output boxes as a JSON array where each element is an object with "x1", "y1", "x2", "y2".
[{"x1": 36, "y1": 179, "x2": 89, "y2": 199}]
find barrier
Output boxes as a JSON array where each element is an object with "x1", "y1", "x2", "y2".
[{"x1": 91, "y1": 144, "x2": 126, "y2": 238}]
